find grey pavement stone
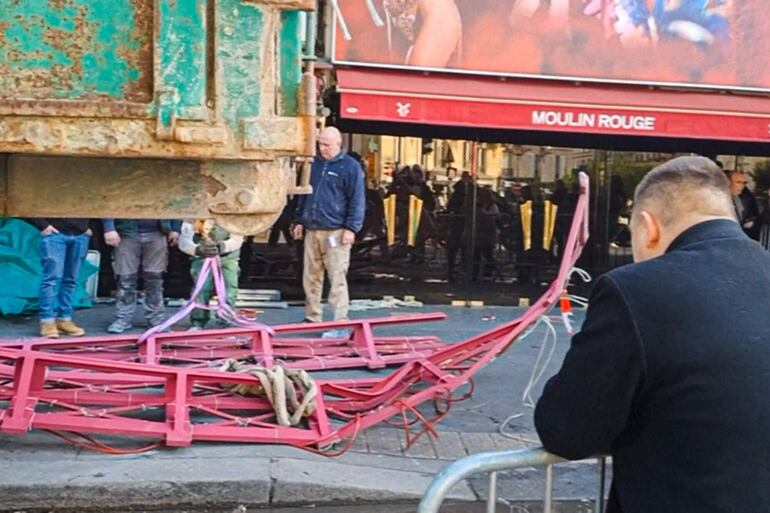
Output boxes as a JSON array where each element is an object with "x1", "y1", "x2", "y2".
[
  {"x1": 366, "y1": 427, "x2": 404, "y2": 456},
  {"x1": 0, "y1": 456, "x2": 271, "y2": 511},
  {"x1": 401, "y1": 432, "x2": 436, "y2": 459},
  {"x1": 0, "y1": 432, "x2": 83, "y2": 462},
  {"x1": 337, "y1": 451, "x2": 449, "y2": 474},
  {"x1": 350, "y1": 428, "x2": 368, "y2": 453},
  {"x1": 460, "y1": 432, "x2": 498, "y2": 454},
  {"x1": 127, "y1": 441, "x2": 308, "y2": 462},
  {"x1": 209, "y1": 441, "x2": 450, "y2": 475},
  {"x1": 433, "y1": 431, "x2": 468, "y2": 460},
  {"x1": 270, "y1": 457, "x2": 476, "y2": 506}
]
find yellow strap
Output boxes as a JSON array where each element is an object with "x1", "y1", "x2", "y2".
[
  {"x1": 544, "y1": 203, "x2": 558, "y2": 251},
  {"x1": 384, "y1": 195, "x2": 397, "y2": 246},
  {"x1": 520, "y1": 201, "x2": 532, "y2": 251},
  {"x1": 407, "y1": 195, "x2": 424, "y2": 247},
  {"x1": 543, "y1": 201, "x2": 559, "y2": 251}
]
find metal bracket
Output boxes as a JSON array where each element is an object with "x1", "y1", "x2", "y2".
[
  {"x1": 155, "y1": 88, "x2": 228, "y2": 144},
  {"x1": 155, "y1": 87, "x2": 179, "y2": 141},
  {"x1": 175, "y1": 125, "x2": 229, "y2": 145},
  {"x1": 287, "y1": 157, "x2": 313, "y2": 195}
]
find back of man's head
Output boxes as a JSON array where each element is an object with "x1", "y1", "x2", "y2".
[
  {"x1": 633, "y1": 156, "x2": 734, "y2": 227},
  {"x1": 630, "y1": 156, "x2": 735, "y2": 261}
]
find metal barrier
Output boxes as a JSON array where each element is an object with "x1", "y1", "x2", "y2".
[{"x1": 418, "y1": 447, "x2": 608, "y2": 513}]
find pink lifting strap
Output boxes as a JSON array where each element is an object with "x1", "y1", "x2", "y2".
[{"x1": 137, "y1": 256, "x2": 274, "y2": 344}]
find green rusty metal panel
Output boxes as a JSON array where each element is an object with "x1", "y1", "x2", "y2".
[
  {"x1": 0, "y1": 0, "x2": 313, "y2": 159},
  {"x1": 279, "y1": 10, "x2": 303, "y2": 116},
  {"x1": 156, "y1": 0, "x2": 207, "y2": 120},
  {"x1": 0, "y1": 0, "x2": 153, "y2": 102},
  {"x1": 217, "y1": 0, "x2": 263, "y2": 128}
]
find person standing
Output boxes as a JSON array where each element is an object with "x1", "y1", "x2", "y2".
[
  {"x1": 293, "y1": 127, "x2": 365, "y2": 330},
  {"x1": 535, "y1": 157, "x2": 770, "y2": 513},
  {"x1": 30, "y1": 218, "x2": 92, "y2": 338},
  {"x1": 726, "y1": 170, "x2": 759, "y2": 239},
  {"x1": 102, "y1": 219, "x2": 180, "y2": 333},
  {"x1": 472, "y1": 187, "x2": 499, "y2": 280},
  {"x1": 178, "y1": 219, "x2": 244, "y2": 330}
]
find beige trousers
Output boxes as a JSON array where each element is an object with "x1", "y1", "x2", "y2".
[{"x1": 303, "y1": 228, "x2": 352, "y2": 322}]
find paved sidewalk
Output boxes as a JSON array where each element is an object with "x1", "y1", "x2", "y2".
[{"x1": 0, "y1": 304, "x2": 605, "y2": 511}]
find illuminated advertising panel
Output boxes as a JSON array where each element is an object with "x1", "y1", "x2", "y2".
[{"x1": 332, "y1": 0, "x2": 770, "y2": 92}]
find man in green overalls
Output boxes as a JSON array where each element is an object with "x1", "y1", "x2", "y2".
[{"x1": 178, "y1": 219, "x2": 244, "y2": 330}]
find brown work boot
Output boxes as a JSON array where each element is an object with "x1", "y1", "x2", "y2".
[
  {"x1": 56, "y1": 319, "x2": 85, "y2": 337},
  {"x1": 40, "y1": 321, "x2": 59, "y2": 339}
]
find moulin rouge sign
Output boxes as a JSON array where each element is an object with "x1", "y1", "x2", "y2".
[
  {"x1": 339, "y1": 84, "x2": 770, "y2": 142},
  {"x1": 531, "y1": 110, "x2": 656, "y2": 132}
]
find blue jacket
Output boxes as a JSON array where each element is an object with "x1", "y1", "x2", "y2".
[{"x1": 295, "y1": 151, "x2": 365, "y2": 233}]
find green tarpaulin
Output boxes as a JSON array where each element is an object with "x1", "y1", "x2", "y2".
[{"x1": 0, "y1": 219, "x2": 98, "y2": 316}]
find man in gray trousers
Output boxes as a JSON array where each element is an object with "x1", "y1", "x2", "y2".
[{"x1": 102, "y1": 219, "x2": 180, "y2": 333}]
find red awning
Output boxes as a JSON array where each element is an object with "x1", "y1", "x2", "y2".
[{"x1": 337, "y1": 69, "x2": 770, "y2": 143}]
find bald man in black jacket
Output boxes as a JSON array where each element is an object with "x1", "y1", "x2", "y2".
[{"x1": 535, "y1": 156, "x2": 770, "y2": 513}]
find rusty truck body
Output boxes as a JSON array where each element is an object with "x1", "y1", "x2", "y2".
[{"x1": 0, "y1": 0, "x2": 316, "y2": 235}]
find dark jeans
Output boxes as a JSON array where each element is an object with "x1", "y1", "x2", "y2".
[{"x1": 39, "y1": 232, "x2": 90, "y2": 322}]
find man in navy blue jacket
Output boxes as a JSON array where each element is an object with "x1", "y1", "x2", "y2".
[
  {"x1": 293, "y1": 127, "x2": 365, "y2": 327},
  {"x1": 536, "y1": 156, "x2": 770, "y2": 512}
]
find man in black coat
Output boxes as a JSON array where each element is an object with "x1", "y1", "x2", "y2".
[{"x1": 535, "y1": 156, "x2": 770, "y2": 513}]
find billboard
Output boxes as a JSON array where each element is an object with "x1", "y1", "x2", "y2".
[{"x1": 332, "y1": 0, "x2": 770, "y2": 92}]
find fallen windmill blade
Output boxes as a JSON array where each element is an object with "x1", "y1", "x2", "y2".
[{"x1": 0, "y1": 173, "x2": 590, "y2": 452}]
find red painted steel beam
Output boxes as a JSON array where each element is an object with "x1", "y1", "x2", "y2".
[{"x1": 0, "y1": 175, "x2": 589, "y2": 451}]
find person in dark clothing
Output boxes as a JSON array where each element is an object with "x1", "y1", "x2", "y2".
[
  {"x1": 550, "y1": 179, "x2": 575, "y2": 258},
  {"x1": 102, "y1": 219, "x2": 180, "y2": 333},
  {"x1": 757, "y1": 191, "x2": 770, "y2": 250},
  {"x1": 293, "y1": 126, "x2": 365, "y2": 326},
  {"x1": 608, "y1": 175, "x2": 631, "y2": 246},
  {"x1": 387, "y1": 165, "x2": 413, "y2": 249},
  {"x1": 445, "y1": 172, "x2": 473, "y2": 280},
  {"x1": 268, "y1": 197, "x2": 296, "y2": 247},
  {"x1": 472, "y1": 187, "x2": 499, "y2": 280},
  {"x1": 535, "y1": 156, "x2": 770, "y2": 513},
  {"x1": 408, "y1": 165, "x2": 436, "y2": 263},
  {"x1": 726, "y1": 170, "x2": 760, "y2": 239},
  {"x1": 550, "y1": 179, "x2": 567, "y2": 207},
  {"x1": 29, "y1": 218, "x2": 92, "y2": 338},
  {"x1": 348, "y1": 152, "x2": 389, "y2": 259}
]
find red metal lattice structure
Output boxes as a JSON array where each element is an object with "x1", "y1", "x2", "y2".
[{"x1": 0, "y1": 174, "x2": 590, "y2": 451}]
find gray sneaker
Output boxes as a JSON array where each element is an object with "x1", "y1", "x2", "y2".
[{"x1": 107, "y1": 319, "x2": 133, "y2": 334}]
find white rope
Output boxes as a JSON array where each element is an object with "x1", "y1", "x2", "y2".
[
  {"x1": 521, "y1": 315, "x2": 559, "y2": 408},
  {"x1": 497, "y1": 315, "x2": 559, "y2": 446},
  {"x1": 568, "y1": 294, "x2": 589, "y2": 308},
  {"x1": 499, "y1": 272, "x2": 591, "y2": 444},
  {"x1": 567, "y1": 266, "x2": 592, "y2": 308},
  {"x1": 498, "y1": 412, "x2": 541, "y2": 445},
  {"x1": 569, "y1": 266, "x2": 592, "y2": 284}
]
